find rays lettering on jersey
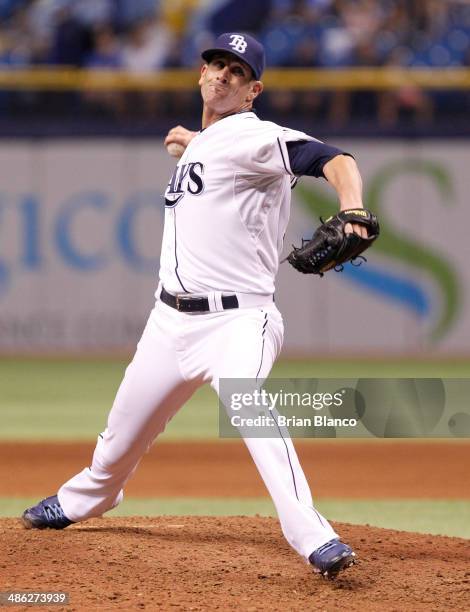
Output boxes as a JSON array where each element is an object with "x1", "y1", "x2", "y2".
[{"x1": 164, "y1": 162, "x2": 205, "y2": 207}]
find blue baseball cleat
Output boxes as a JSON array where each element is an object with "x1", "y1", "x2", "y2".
[
  {"x1": 21, "y1": 495, "x2": 73, "y2": 530},
  {"x1": 309, "y1": 538, "x2": 356, "y2": 579}
]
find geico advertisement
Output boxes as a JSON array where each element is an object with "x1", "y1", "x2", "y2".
[
  {"x1": 0, "y1": 140, "x2": 468, "y2": 354},
  {"x1": 0, "y1": 142, "x2": 169, "y2": 350}
]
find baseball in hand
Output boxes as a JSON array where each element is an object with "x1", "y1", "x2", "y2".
[{"x1": 166, "y1": 142, "x2": 186, "y2": 158}]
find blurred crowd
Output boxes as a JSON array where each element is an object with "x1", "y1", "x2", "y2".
[{"x1": 0, "y1": 0, "x2": 469, "y2": 128}]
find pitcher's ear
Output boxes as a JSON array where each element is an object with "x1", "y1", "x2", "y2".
[{"x1": 198, "y1": 64, "x2": 208, "y2": 86}]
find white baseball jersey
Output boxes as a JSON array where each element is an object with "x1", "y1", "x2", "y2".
[
  {"x1": 58, "y1": 111, "x2": 342, "y2": 561},
  {"x1": 160, "y1": 111, "x2": 314, "y2": 296}
]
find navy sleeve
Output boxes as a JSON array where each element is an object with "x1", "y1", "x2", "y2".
[{"x1": 286, "y1": 140, "x2": 353, "y2": 179}]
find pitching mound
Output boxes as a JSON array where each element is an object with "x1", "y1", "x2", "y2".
[{"x1": 1, "y1": 517, "x2": 469, "y2": 611}]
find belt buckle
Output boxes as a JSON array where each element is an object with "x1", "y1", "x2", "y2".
[{"x1": 175, "y1": 295, "x2": 181, "y2": 311}]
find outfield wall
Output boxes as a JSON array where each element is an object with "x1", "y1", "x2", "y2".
[{"x1": 0, "y1": 139, "x2": 467, "y2": 355}]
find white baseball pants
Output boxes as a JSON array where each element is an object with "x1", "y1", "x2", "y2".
[{"x1": 58, "y1": 297, "x2": 338, "y2": 560}]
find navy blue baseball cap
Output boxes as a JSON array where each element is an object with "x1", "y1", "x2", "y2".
[{"x1": 201, "y1": 33, "x2": 266, "y2": 80}]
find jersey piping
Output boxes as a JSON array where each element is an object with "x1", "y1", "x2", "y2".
[{"x1": 173, "y1": 209, "x2": 188, "y2": 292}]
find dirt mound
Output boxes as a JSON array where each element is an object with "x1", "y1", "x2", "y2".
[{"x1": 1, "y1": 517, "x2": 469, "y2": 611}]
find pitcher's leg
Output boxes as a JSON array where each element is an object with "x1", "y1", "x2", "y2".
[
  {"x1": 212, "y1": 306, "x2": 337, "y2": 560},
  {"x1": 242, "y1": 434, "x2": 337, "y2": 559},
  {"x1": 59, "y1": 309, "x2": 202, "y2": 522}
]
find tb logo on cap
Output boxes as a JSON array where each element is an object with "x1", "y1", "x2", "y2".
[{"x1": 229, "y1": 34, "x2": 247, "y2": 53}]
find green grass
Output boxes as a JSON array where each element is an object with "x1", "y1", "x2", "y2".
[
  {"x1": 1, "y1": 357, "x2": 469, "y2": 440},
  {"x1": 3, "y1": 497, "x2": 469, "y2": 539}
]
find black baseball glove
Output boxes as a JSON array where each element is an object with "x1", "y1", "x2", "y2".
[{"x1": 285, "y1": 208, "x2": 380, "y2": 276}]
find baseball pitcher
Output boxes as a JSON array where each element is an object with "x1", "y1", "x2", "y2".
[{"x1": 22, "y1": 33, "x2": 379, "y2": 580}]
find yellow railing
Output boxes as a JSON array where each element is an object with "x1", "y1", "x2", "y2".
[{"x1": 0, "y1": 67, "x2": 469, "y2": 90}]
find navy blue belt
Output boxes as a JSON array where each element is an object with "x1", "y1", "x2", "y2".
[{"x1": 160, "y1": 287, "x2": 239, "y2": 313}]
